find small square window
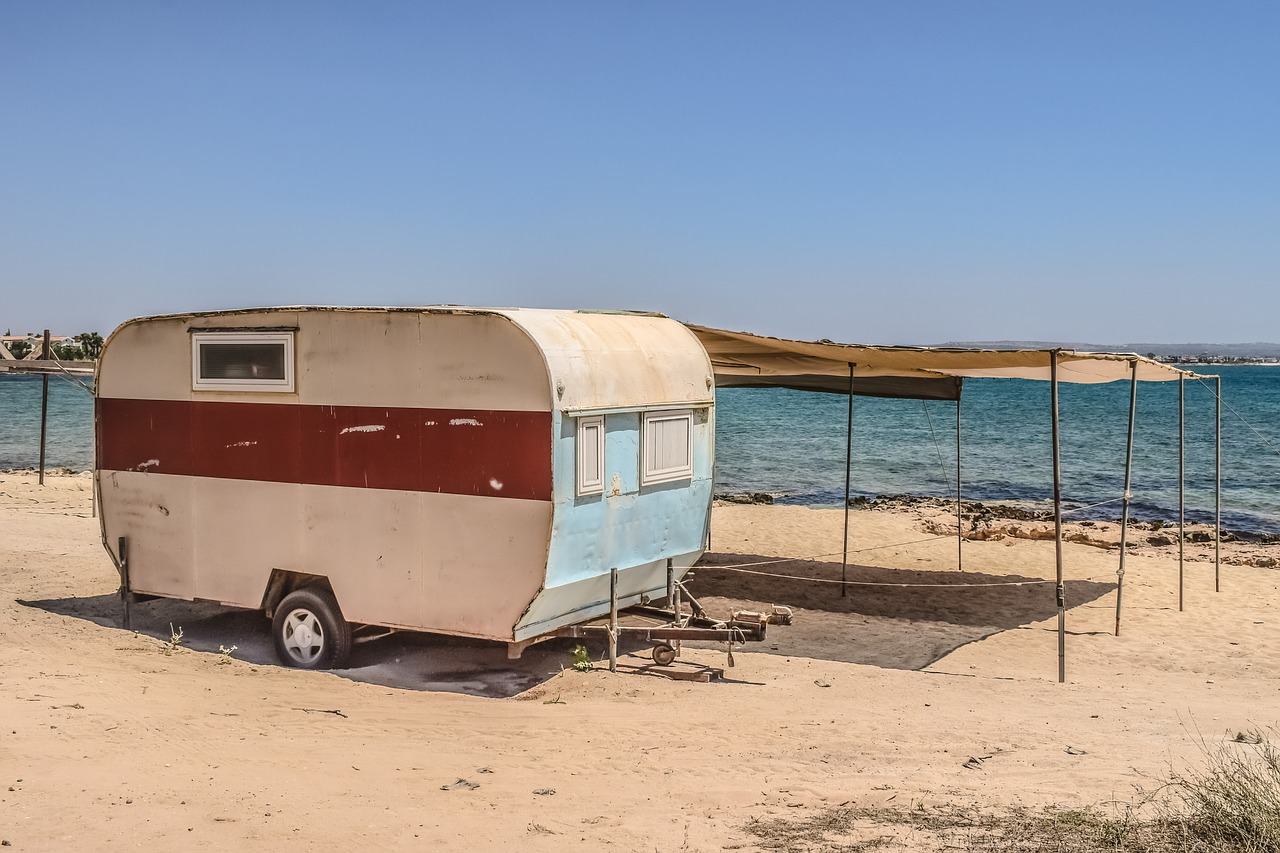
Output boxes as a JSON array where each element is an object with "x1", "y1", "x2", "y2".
[
  {"x1": 641, "y1": 410, "x2": 693, "y2": 485},
  {"x1": 192, "y1": 332, "x2": 295, "y2": 392},
  {"x1": 577, "y1": 416, "x2": 605, "y2": 496}
]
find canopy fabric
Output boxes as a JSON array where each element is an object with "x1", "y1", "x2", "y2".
[
  {"x1": 709, "y1": 372, "x2": 964, "y2": 401},
  {"x1": 687, "y1": 324, "x2": 1203, "y2": 400}
]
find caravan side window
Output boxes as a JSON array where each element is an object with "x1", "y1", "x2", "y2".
[
  {"x1": 192, "y1": 332, "x2": 295, "y2": 392},
  {"x1": 641, "y1": 410, "x2": 693, "y2": 485},
  {"x1": 576, "y1": 416, "x2": 605, "y2": 496}
]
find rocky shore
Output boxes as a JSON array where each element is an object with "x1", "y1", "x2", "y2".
[{"x1": 715, "y1": 491, "x2": 1280, "y2": 569}]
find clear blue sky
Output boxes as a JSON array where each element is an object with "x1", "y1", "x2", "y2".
[{"x1": 3, "y1": 1, "x2": 1277, "y2": 344}]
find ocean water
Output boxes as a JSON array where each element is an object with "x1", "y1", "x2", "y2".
[
  {"x1": 716, "y1": 365, "x2": 1280, "y2": 536},
  {"x1": 0, "y1": 374, "x2": 96, "y2": 471},
  {"x1": 3, "y1": 365, "x2": 1279, "y2": 534}
]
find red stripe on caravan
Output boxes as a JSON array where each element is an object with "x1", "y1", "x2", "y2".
[{"x1": 96, "y1": 398, "x2": 554, "y2": 501}]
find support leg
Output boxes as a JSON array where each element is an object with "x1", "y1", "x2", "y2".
[
  {"x1": 119, "y1": 536, "x2": 132, "y2": 631},
  {"x1": 608, "y1": 567, "x2": 618, "y2": 673}
]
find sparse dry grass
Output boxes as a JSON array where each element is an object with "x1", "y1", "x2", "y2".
[
  {"x1": 1154, "y1": 728, "x2": 1280, "y2": 852},
  {"x1": 742, "y1": 803, "x2": 1177, "y2": 852},
  {"x1": 742, "y1": 728, "x2": 1280, "y2": 852}
]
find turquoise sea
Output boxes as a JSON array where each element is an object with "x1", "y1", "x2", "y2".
[
  {"x1": 3, "y1": 365, "x2": 1279, "y2": 534},
  {"x1": 1, "y1": 374, "x2": 97, "y2": 472},
  {"x1": 717, "y1": 365, "x2": 1280, "y2": 536}
]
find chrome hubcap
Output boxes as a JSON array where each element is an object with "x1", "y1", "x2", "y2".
[{"x1": 282, "y1": 608, "x2": 325, "y2": 664}]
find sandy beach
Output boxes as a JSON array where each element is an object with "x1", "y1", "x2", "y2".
[{"x1": 2, "y1": 471, "x2": 1278, "y2": 850}]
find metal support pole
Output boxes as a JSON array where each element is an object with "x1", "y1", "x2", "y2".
[
  {"x1": 1051, "y1": 351, "x2": 1066, "y2": 683},
  {"x1": 1215, "y1": 375, "x2": 1222, "y2": 592},
  {"x1": 119, "y1": 536, "x2": 131, "y2": 630},
  {"x1": 608, "y1": 567, "x2": 618, "y2": 672},
  {"x1": 671, "y1": 570, "x2": 683, "y2": 655},
  {"x1": 38, "y1": 329, "x2": 51, "y2": 485},
  {"x1": 1178, "y1": 374, "x2": 1185, "y2": 611},
  {"x1": 666, "y1": 558, "x2": 675, "y2": 611},
  {"x1": 673, "y1": 572, "x2": 682, "y2": 623},
  {"x1": 1114, "y1": 360, "x2": 1138, "y2": 637},
  {"x1": 840, "y1": 363, "x2": 854, "y2": 597},
  {"x1": 956, "y1": 392, "x2": 963, "y2": 571}
]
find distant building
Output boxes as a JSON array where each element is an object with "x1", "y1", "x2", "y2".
[{"x1": 0, "y1": 334, "x2": 72, "y2": 360}]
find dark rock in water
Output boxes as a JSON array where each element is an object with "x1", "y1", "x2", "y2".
[
  {"x1": 849, "y1": 494, "x2": 967, "y2": 511},
  {"x1": 846, "y1": 494, "x2": 1058, "y2": 522},
  {"x1": 1180, "y1": 530, "x2": 1238, "y2": 543},
  {"x1": 715, "y1": 492, "x2": 774, "y2": 505},
  {"x1": 981, "y1": 504, "x2": 1052, "y2": 522}
]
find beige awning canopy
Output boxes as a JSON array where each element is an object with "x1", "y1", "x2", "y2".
[{"x1": 686, "y1": 324, "x2": 1203, "y2": 401}]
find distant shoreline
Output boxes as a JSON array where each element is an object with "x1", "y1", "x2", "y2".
[{"x1": 1178, "y1": 361, "x2": 1280, "y2": 367}]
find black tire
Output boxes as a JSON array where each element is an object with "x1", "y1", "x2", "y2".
[{"x1": 272, "y1": 587, "x2": 352, "y2": 670}]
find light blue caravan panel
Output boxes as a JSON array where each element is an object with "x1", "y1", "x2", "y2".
[
  {"x1": 512, "y1": 406, "x2": 713, "y2": 638},
  {"x1": 498, "y1": 309, "x2": 716, "y2": 642}
]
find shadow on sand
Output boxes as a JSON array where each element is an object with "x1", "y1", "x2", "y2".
[
  {"x1": 683, "y1": 552, "x2": 1116, "y2": 671},
  {"x1": 20, "y1": 552, "x2": 1115, "y2": 692},
  {"x1": 17, "y1": 592, "x2": 625, "y2": 698}
]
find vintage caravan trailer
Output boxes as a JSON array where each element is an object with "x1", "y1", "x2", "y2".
[{"x1": 95, "y1": 307, "x2": 716, "y2": 668}]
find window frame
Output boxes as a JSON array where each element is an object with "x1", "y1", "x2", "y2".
[
  {"x1": 191, "y1": 332, "x2": 295, "y2": 393},
  {"x1": 640, "y1": 409, "x2": 694, "y2": 485},
  {"x1": 576, "y1": 415, "x2": 606, "y2": 496}
]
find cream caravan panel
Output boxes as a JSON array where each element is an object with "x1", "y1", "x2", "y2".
[
  {"x1": 99, "y1": 311, "x2": 302, "y2": 403},
  {"x1": 295, "y1": 311, "x2": 422, "y2": 409},
  {"x1": 99, "y1": 470, "x2": 196, "y2": 598},
  {"x1": 505, "y1": 311, "x2": 712, "y2": 412},
  {"x1": 299, "y1": 488, "x2": 551, "y2": 638},
  {"x1": 301, "y1": 487, "x2": 430, "y2": 629},
  {"x1": 417, "y1": 312, "x2": 551, "y2": 412},
  {"x1": 415, "y1": 492, "x2": 551, "y2": 638},
  {"x1": 294, "y1": 311, "x2": 551, "y2": 412},
  {"x1": 190, "y1": 478, "x2": 303, "y2": 608},
  {"x1": 97, "y1": 316, "x2": 195, "y2": 402}
]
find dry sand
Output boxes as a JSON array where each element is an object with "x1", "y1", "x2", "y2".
[{"x1": 2, "y1": 472, "x2": 1278, "y2": 850}]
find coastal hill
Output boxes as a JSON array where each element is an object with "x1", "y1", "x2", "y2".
[{"x1": 937, "y1": 341, "x2": 1280, "y2": 359}]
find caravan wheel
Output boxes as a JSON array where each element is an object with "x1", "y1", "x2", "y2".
[
  {"x1": 272, "y1": 587, "x2": 352, "y2": 670},
  {"x1": 651, "y1": 643, "x2": 678, "y2": 666}
]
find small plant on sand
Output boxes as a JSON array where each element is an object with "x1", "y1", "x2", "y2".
[
  {"x1": 162, "y1": 624, "x2": 185, "y2": 656},
  {"x1": 1152, "y1": 726, "x2": 1280, "y2": 852},
  {"x1": 217, "y1": 644, "x2": 238, "y2": 664},
  {"x1": 570, "y1": 644, "x2": 593, "y2": 672}
]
